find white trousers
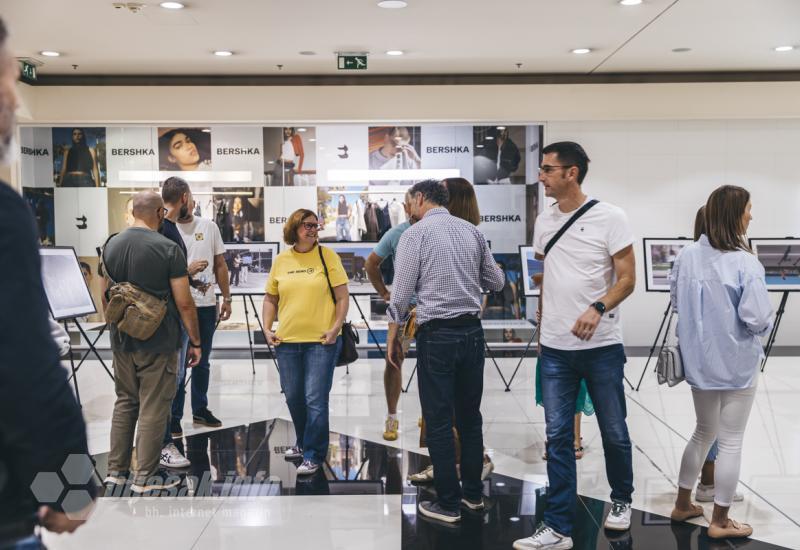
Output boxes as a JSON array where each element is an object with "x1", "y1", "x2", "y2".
[{"x1": 677, "y1": 385, "x2": 757, "y2": 506}]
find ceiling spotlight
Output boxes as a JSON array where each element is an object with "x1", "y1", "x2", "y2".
[
  {"x1": 496, "y1": 126, "x2": 506, "y2": 130},
  {"x1": 774, "y1": 45, "x2": 795, "y2": 52},
  {"x1": 571, "y1": 48, "x2": 591, "y2": 55},
  {"x1": 378, "y1": 0, "x2": 408, "y2": 7},
  {"x1": 298, "y1": 51, "x2": 316, "y2": 56},
  {"x1": 308, "y1": 138, "x2": 317, "y2": 142},
  {"x1": 214, "y1": 50, "x2": 233, "y2": 57},
  {"x1": 40, "y1": 51, "x2": 61, "y2": 57},
  {"x1": 386, "y1": 50, "x2": 404, "y2": 56},
  {"x1": 297, "y1": 128, "x2": 307, "y2": 132},
  {"x1": 619, "y1": 0, "x2": 642, "y2": 5},
  {"x1": 159, "y1": 1, "x2": 185, "y2": 8},
  {"x1": 201, "y1": 128, "x2": 211, "y2": 133},
  {"x1": 485, "y1": 136, "x2": 495, "y2": 140},
  {"x1": 509, "y1": 517, "x2": 521, "y2": 522},
  {"x1": 672, "y1": 47, "x2": 691, "y2": 53},
  {"x1": 476, "y1": 144, "x2": 484, "y2": 148}
]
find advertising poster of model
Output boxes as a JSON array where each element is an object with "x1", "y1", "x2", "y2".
[
  {"x1": 39, "y1": 247, "x2": 97, "y2": 321},
  {"x1": 52, "y1": 127, "x2": 107, "y2": 187},
  {"x1": 519, "y1": 245, "x2": 543, "y2": 297},
  {"x1": 368, "y1": 126, "x2": 422, "y2": 185},
  {"x1": 643, "y1": 238, "x2": 692, "y2": 292},
  {"x1": 326, "y1": 242, "x2": 376, "y2": 294},
  {"x1": 219, "y1": 242, "x2": 280, "y2": 295},
  {"x1": 483, "y1": 253, "x2": 525, "y2": 320},
  {"x1": 158, "y1": 127, "x2": 212, "y2": 173},
  {"x1": 211, "y1": 188, "x2": 265, "y2": 243},
  {"x1": 24, "y1": 187, "x2": 55, "y2": 246},
  {"x1": 750, "y1": 238, "x2": 800, "y2": 291},
  {"x1": 317, "y1": 187, "x2": 368, "y2": 242},
  {"x1": 473, "y1": 126, "x2": 526, "y2": 185},
  {"x1": 263, "y1": 126, "x2": 317, "y2": 186}
]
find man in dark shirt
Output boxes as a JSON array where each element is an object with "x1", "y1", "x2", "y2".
[
  {"x1": 102, "y1": 191, "x2": 202, "y2": 493},
  {"x1": 0, "y1": 16, "x2": 96, "y2": 547}
]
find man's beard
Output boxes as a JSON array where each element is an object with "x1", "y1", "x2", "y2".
[
  {"x1": 178, "y1": 204, "x2": 192, "y2": 222},
  {"x1": 0, "y1": 100, "x2": 15, "y2": 166}
]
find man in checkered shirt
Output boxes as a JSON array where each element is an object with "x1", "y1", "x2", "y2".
[{"x1": 387, "y1": 179, "x2": 504, "y2": 524}]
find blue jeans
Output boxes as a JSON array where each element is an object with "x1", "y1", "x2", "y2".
[
  {"x1": 335, "y1": 217, "x2": 350, "y2": 241},
  {"x1": 173, "y1": 306, "x2": 217, "y2": 420},
  {"x1": 163, "y1": 328, "x2": 190, "y2": 445},
  {"x1": 275, "y1": 338, "x2": 341, "y2": 463},
  {"x1": 540, "y1": 344, "x2": 633, "y2": 537},
  {"x1": 3, "y1": 535, "x2": 44, "y2": 549},
  {"x1": 416, "y1": 321, "x2": 485, "y2": 511},
  {"x1": 706, "y1": 440, "x2": 719, "y2": 462}
]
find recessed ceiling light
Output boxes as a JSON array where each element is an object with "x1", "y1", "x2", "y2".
[
  {"x1": 386, "y1": 50, "x2": 404, "y2": 56},
  {"x1": 672, "y1": 47, "x2": 691, "y2": 53},
  {"x1": 159, "y1": 2, "x2": 184, "y2": 8},
  {"x1": 201, "y1": 128, "x2": 211, "y2": 133},
  {"x1": 619, "y1": 0, "x2": 642, "y2": 5},
  {"x1": 298, "y1": 51, "x2": 316, "y2": 56},
  {"x1": 214, "y1": 50, "x2": 233, "y2": 57},
  {"x1": 40, "y1": 51, "x2": 60, "y2": 57},
  {"x1": 297, "y1": 128, "x2": 307, "y2": 132},
  {"x1": 485, "y1": 136, "x2": 495, "y2": 140},
  {"x1": 476, "y1": 144, "x2": 484, "y2": 148},
  {"x1": 308, "y1": 138, "x2": 317, "y2": 142},
  {"x1": 378, "y1": 0, "x2": 408, "y2": 8},
  {"x1": 571, "y1": 48, "x2": 591, "y2": 55},
  {"x1": 509, "y1": 517, "x2": 521, "y2": 522},
  {"x1": 774, "y1": 46, "x2": 795, "y2": 52},
  {"x1": 496, "y1": 126, "x2": 506, "y2": 130}
]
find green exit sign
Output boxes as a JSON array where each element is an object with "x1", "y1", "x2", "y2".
[
  {"x1": 338, "y1": 55, "x2": 368, "y2": 70},
  {"x1": 19, "y1": 60, "x2": 37, "y2": 82}
]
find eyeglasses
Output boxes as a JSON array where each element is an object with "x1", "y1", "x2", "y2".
[
  {"x1": 302, "y1": 222, "x2": 321, "y2": 231},
  {"x1": 158, "y1": 207, "x2": 168, "y2": 216},
  {"x1": 539, "y1": 165, "x2": 575, "y2": 174}
]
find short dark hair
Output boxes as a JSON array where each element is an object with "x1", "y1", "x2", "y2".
[
  {"x1": 409, "y1": 179, "x2": 449, "y2": 206},
  {"x1": 0, "y1": 18, "x2": 7, "y2": 49},
  {"x1": 162, "y1": 176, "x2": 190, "y2": 205},
  {"x1": 541, "y1": 141, "x2": 590, "y2": 184}
]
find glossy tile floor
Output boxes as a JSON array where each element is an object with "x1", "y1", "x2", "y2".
[{"x1": 43, "y1": 352, "x2": 799, "y2": 549}]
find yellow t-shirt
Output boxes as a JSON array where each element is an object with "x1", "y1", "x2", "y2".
[{"x1": 266, "y1": 244, "x2": 349, "y2": 343}]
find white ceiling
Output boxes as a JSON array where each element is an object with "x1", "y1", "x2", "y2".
[{"x1": 4, "y1": 0, "x2": 800, "y2": 76}]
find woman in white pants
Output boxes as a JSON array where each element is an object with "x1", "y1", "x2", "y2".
[{"x1": 669, "y1": 185, "x2": 773, "y2": 539}]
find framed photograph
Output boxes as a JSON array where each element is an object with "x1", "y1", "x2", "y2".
[
  {"x1": 750, "y1": 238, "x2": 800, "y2": 292},
  {"x1": 518, "y1": 245, "x2": 542, "y2": 297},
  {"x1": 39, "y1": 246, "x2": 97, "y2": 320},
  {"x1": 218, "y1": 242, "x2": 280, "y2": 295},
  {"x1": 643, "y1": 238, "x2": 693, "y2": 292},
  {"x1": 325, "y1": 242, "x2": 376, "y2": 294}
]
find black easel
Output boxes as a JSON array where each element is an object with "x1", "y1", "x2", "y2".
[
  {"x1": 350, "y1": 293, "x2": 385, "y2": 359},
  {"x1": 762, "y1": 291, "x2": 789, "y2": 372},
  {"x1": 635, "y1": 301, "x2": 672, "y2": 391},
  {"x1": 62, "y1": 319, "x2": 115, "y2": 407},
  {"x1": 242, "y1": 293, "x2": 282, "y2": 379},
  {"x1": 503, "y1": 321, "x2": 539, "y2": 392}
]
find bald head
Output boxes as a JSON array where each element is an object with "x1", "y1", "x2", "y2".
[{"x1": 131, "y1": 191, "x2": 164, "y2": 229}]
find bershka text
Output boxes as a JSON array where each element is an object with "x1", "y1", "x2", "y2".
[
  {"x1": 425, "y1": 146, "x2": 470, "y2": 154},
  {"x1": 111, "y1": 148, "x2": 155, "y2": 156},
  {"x1": 21, "y1": 147, "x2": 49, "y2": 156},
  {"x1": 217, "y1": 147, "x2": 261, "y2": 155},
  {"x1": 481, "y1": 214, "x2": 521, "y2": 223}
]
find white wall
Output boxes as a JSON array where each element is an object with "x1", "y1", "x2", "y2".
[{"x1": 547, "y1": 119, "x2": 800, "y2": 348}]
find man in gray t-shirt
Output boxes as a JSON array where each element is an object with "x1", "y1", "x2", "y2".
[{"x1": 101, "y1": 191, "x2": 202, "y2": 492}]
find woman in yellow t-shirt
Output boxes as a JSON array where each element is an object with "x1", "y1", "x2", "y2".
[{"x1": 262, "y1": 209, "x2": 349, "y2": 476}]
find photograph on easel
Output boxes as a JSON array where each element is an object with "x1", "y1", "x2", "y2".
[
  {"x1": 750, "y1": 238, "x2": 800, "y2": 291},
  {"x1": 643, "y1": 238, "x2": 692, "y2": 292},
  {"x1": 39, "y1": 246, "x2": 97, "y2": 320},
  {"x1": 519, "y1": 245, "x2": 542, "y2": 297},
  {"x1": 218, "y1": 242, "x2": 280, "y2": 295},
  {"x1": 325, "y1": 242, "x2": 377, "y2": 294}
]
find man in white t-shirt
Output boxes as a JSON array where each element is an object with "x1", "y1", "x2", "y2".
[
  {"x1": 514, "y1": 142, "x2": 636, "y2": 550},
  {"x1": 172, "y1": 184, "x2": 233, "y2": 431}
]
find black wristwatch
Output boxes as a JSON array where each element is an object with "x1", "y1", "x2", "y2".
[
  {"x1": 591, "y1": 301, "x2": 607, "y2": 316},
  {"x1": 189, "y1": 341, "x2": 202, "y2": 349}
]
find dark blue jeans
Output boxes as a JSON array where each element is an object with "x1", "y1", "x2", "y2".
[
  {"x1": 275, "y1": 338, "x2": 341, "y2": 463},
  {"x1": 163, "y1": 328, "x2": 190, "y2": 445},
  {"x1": 540, "y1": 344, "x2": 633, "y2": 537},
  {"x1": 172, "y1": 306, "x2": 217, "y2": 420},
  {"x1": 416, "y1": 321, "x2": 485, "y2": 511}
]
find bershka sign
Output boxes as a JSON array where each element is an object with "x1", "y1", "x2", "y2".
[
  {"x1": 111, "y1": 148, "x2": 154, "y2": 156},
  {"x1": 481, "y1": 214, "x2": 522, "y2": 223},
  {"x1": 425, "y1": 145, "x2": 470, "y2": 154},
  {"x1": 21, "y1": 147, "x2": 49, "y2": 156}
]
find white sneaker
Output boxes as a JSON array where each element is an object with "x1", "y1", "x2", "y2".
[
  {"x1": 481, "y1": 459, "x2": 494, "y2": 481},
  {"x1": 695, "y1": 482, "x2": 744, "y2": 503},
  {"x1": 513, "y1": 524, "x2": 573, "y2": 549},
  {"x1": 284, "y1": 446, "x2": 303, "y2": 460},
  {"x1": 296, "y1": 460, "x2": 320, "y2": 475},
  {"x1": 160, "y1": 443, "x2": 191, "y2": 468},
  {"x1": 604, "y1": 500, "x2": 632, "y2": 531},
  {"x1": 408, "y1": 465, "x2": 434, "y2": 483}
]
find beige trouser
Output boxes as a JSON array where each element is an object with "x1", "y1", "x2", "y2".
[{"x1": 108, "y1": 350, "x2": 178, "y2": 482}]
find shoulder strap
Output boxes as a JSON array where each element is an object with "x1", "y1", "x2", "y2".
[
  {"x1": 544, "y1": 199, "x2": 599, "y2": 257},
  {"x1": 317, "y1": 245, "x2": 337, "y2": 304},
  {"x1": 100, "y1": 233, "x2": 119, "y2": 286}
]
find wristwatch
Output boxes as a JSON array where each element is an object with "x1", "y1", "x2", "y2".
[
  {"x1": 223, "y1": 297, "x2": 233, "y2": 304},
  {"x1": 189, "y1": 341, "x2": 202, "y2": 349},
  {"x1": 591, "y1": 301, "x2": 607, "y2": 316}
]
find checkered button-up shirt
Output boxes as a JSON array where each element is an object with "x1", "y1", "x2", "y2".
[{"x1": 388, "y1": 207, "x2": 505, "y2": 326}]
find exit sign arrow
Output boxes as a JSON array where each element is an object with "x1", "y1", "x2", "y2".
[{"x1": 338, "y1": 55, "x2": 368, "y2": 70}]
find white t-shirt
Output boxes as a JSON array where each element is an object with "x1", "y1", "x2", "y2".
[
  {"x1": 533, "y1": 198, "x2": 634, "y2": 351},
  {"x1": 177, "y1": 216, "x2": 225, "y2": 307}
]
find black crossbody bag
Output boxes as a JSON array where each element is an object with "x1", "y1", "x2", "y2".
[
  {"x1": 318, "y1": 246, "x2": 360, "y2": 366},
  {"x1": 544, "y1": 199, "x2": 599, "y2": 256}
]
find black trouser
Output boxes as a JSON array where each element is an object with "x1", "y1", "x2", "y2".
[{"x1": 416, "y1": 317, "x2": 485, "y2": 511}]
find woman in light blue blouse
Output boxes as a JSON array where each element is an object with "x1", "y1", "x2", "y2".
[{"x1": 669, "y1": 185, "x2": 773, "y2": 539}]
